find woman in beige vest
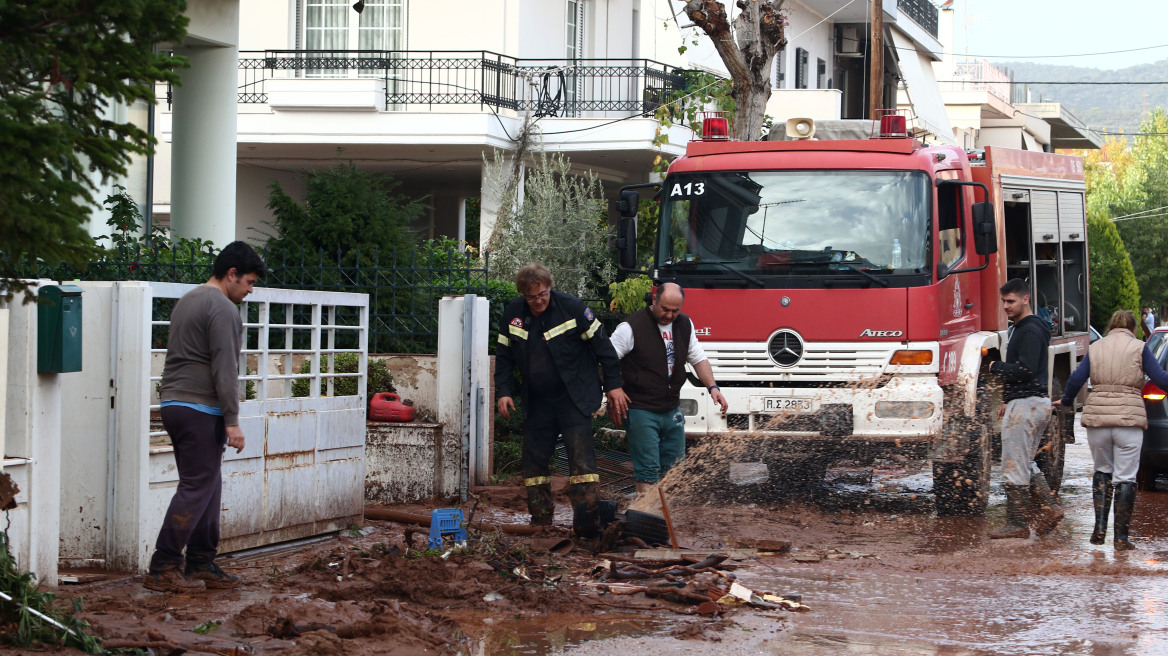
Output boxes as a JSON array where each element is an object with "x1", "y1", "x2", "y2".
[{"x1": 1056, "y1": 310, "x2": 1168, "y2": 550}]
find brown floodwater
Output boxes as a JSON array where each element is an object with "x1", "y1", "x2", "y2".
[{"x1": 562, "y1": 417, "x2": 1168, "y2": 656}]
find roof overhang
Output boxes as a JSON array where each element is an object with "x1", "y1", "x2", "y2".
[{"x1": 1014, "y1": 103, "x2": 1103, "y2": 150}]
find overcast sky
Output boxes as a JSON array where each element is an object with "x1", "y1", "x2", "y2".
[{"x1": 949, "y1": 0, "x2": 1168, "y2": 71}]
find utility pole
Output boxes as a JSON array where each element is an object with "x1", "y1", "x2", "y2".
[{"x1": 868, "y1": 0, "x2": 884, "y2": 118}]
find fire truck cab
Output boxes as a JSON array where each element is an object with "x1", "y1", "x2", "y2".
[{"x1": 615, "y1": 116, "x2": 1088, "y2": 514}]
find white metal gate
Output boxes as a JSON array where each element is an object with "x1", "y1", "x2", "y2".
[{"x1": 58, "y1": 282, "x2": 369, "y2": 572}]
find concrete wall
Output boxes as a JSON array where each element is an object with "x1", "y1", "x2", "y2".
[
  {"x1": 3, "y1": 283, "x2": 64, "y2": 586},
  {"x1": 364, "y1": 422, "x2": 443, "y2": 503},
  {"x1": 374, "y1": 354, "x2": 438, "y2": 419}
]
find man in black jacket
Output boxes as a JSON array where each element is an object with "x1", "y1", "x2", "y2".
[
  {"x1": 987, "y1": 278, "x2": 1062, "y2": 539},
  {"x1": 495, "y1": 263, "x2": 629, "y2": 533},
  {"x1": 609, "y1": 283, "x2": 727, "y2": 495}
]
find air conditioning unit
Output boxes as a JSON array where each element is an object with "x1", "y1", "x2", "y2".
[{"x1": 836, "y1": 27, "x2": 861, "y2": 55}]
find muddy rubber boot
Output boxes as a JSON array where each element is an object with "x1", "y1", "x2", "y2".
[
  {"x1": 1090, "y1": 471, "x2": 1113, "y2": 545},
  {"x1": 527, "y1": 484, "x2": 554, "y2": 526},
  {"x1": 1113, "y1": 482, "x2": 1137, "y2": 551},
  {"x1": 988, "y1": 484, "x2": 1031, "y2": 539},
  {"x1": 1030, "y1": 473, "x2": 1065, "y2": 536},
  {"x1": 568, "y1": 482, "x2": 601, "y2": 537}
]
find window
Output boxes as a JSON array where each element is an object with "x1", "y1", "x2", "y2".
[
  {"x1": 774, "y1": 48, "x2": 786, "y2": 88},
  {"x1": 566, "y1": 0, "x2": 585, "y2": 59},
  {"x1": 302, "y1": 0, "x2": 405, "y2": 77},
  {"x1": 795, "y1": 48, "x2": 808, "y2": 89},
  {"x1": 937, "y1": 181, "x2": 966, "y2": 269},
  {"x1": 565, "y1": 0, "x2": 586, "y2": 115},
  {"x1": 817, "y1": 58, "x2": 826, "y2": 89}
]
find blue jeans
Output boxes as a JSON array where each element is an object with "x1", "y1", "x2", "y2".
[{"x1": 627, "y1": 407, "x2": 686, "y2": 484}]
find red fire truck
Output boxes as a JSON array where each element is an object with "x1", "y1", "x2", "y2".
[{"x1": 615, "y1": 115, "x2": 1089, "y2": 514}]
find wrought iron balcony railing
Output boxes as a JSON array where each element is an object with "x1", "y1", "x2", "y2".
[
  {"x1": 238, "y1": 50, "x2": 686, "y2": 118},
  {"x1": 897, "y1": 0, "x2": 939, "y2": 38}
]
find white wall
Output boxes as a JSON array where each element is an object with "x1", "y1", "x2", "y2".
[
  {"x1": 3, "y1": 283, "x2": 64, "y2": 586},
  {"x1": 239, "y1": 0, "x2": 291, "y2": 50},
  {"x1": 237, "y1": 163, "x2": 305, "y2": 244}
]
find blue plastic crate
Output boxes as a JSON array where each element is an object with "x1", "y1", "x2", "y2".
[{"x1": 428, "y1": 508, "x2": 467, "y2": 549}]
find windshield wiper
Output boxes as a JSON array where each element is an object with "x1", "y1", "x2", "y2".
[
  {"x1": 663, "y1": 259, "x2": 765, "y2": 287},
  {"x1": 833, "y1": 263, "x2": 888, "y2": 287}
]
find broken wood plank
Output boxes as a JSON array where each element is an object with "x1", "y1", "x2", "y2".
[{"x1": 59, "y1": 573, "x2": 108, "y2": 584}]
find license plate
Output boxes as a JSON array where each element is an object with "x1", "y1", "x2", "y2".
[{"x1": 761, "y1": 397, "x2": 819, "y2": 413}]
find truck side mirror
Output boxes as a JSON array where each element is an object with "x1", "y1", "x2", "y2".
[
  {"x1": 972, "y1": 201, "x2": 997, "y2": 255},
  {"x1": 617, "y1": 189, "x2": 640, "y2": 218},
  {"x1": 617, "y1": 217, "x2": 638, "y2": 270}
]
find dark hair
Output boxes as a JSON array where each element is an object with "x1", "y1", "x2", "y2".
[
  {"x1": 999, "y1": 278, "x2": 1029, "y2": 296},
  {"x1": 213, "y1": 241, "x2": 268, "y2": 279}
]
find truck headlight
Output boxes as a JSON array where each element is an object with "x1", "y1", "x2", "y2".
[{"x1": 680, "y1": 399, "x2": 699, "y2": 416}]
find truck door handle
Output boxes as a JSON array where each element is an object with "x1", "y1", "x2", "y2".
[{"x1": 964, "y1": 301, "x2": 974, "y2": 309}]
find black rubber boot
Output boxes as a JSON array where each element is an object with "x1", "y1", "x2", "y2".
[
  {"x1": 988, "y1": 484, "x2": 1031, "y2": 539},
  {"x1": 1090, "y1": 471, "x2": 1113, "y2": 545},
  {"x1": 1113, "y1": 482, "x2": 1137, "y2": 551},
  {"x1": 1030, "y1": 473, "x2": 1065, "y2": 536},
  {"x1": 526, "y1": 484, "x2": 554, "y2": 526},
  {"x1": 568, "y1": 482, "x2": 601, "y2": 537}
]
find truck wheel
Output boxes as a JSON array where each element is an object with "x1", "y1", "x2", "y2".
[
  {"x1": 1036, "y1": 376, "x2": 1067, "y2": 493},
  {"x1": 934, "y1": 382, "x2": 992, "y2": 515},
  {"x1": 1035, "y1": 417, "x2": 1066, "y2": 494}
]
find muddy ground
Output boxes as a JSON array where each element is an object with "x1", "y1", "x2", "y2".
[{"x1": 17, "y1": 417, "x2": 1168, "y2": 655}]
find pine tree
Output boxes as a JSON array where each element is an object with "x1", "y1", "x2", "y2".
[
  {"x1": 1087, "y1": 212, "x2": 1140, "y2": 330},
  {"x1": 0, "y1": 0, "x2": 189, "y2": 298}
]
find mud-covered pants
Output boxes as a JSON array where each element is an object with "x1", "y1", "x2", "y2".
[
  {"x1": 148, "y1": 406, "x2": 226, "y2": 572},
  {"x1": 521, "y1": 395, "x2": 600, "y2": 526},
  {"x1": 1001, "y1": 396, "x2": 1052, "y2": 486}
]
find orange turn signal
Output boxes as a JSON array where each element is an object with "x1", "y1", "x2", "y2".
[
  {"x1": 1143, "y1": 381, "x2": 1166, "y2": 401},
  {"x1": 890, "y1": 350, "x2": 933, "y2": 365}
]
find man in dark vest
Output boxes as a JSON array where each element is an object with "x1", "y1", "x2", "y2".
[{"x1": 610, "y1": 282, "x2": 728, "y2": 495}]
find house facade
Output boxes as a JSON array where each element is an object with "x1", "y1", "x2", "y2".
[{"x1": 133, "y1": 0, "x2": 963, "y2": 249}]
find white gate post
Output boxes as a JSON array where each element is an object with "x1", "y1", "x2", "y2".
[{"x1": 437, "y1": 296, "x2": 491, "y2": 500}]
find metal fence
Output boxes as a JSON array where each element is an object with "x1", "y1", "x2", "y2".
[
  {"x1": 897, "y1": 0, "x2": 939, "y2": 38},
  {"x1": 25, "y1": 243, "x2": 494, "y2": 354},
  {"x1": 238, "y1": 50, "x2": 686, "y2": 119}
]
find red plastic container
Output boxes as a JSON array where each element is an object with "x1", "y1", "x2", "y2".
[{"x1": 369, "y1": 392, "x2": 416, "y2": 422}]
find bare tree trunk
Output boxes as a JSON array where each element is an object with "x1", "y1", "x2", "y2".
[{"x1": 681, "y1": 0, "x2": 787, "y2": 140}]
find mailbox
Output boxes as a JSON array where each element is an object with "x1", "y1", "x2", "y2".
[{"x1": 37, "y1": 284, "x2": 83, "y2": 373}]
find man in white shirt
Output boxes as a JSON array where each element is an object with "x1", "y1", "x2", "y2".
[
  {"x1": 1144, "y1": 308, "x2": 1155, "y2": 340},
  {"x1": 610, "y1": 282, "x2": 728, "y2": 495}
]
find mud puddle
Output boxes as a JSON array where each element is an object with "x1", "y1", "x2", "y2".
[{"x1": 458, "y1": 614, "x2": 671, "y2": 655}]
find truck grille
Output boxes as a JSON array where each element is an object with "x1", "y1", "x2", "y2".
[{"x1": 702, "y1": 341, "x2": 891, "y2": 381}]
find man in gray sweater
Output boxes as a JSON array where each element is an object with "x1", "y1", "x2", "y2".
[{"x1": 144, "y1": 242, "x2": 267, "y2": 592}]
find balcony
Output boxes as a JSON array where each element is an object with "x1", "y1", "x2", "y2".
[
  {"x1": 897, "y1": 0, "x2": 939, "y2": 39},
  {"x1": 238, "y1": 51, "x2": 686, "y2": 119}
]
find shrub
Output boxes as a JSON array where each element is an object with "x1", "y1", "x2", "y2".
[{"x1": 291, "y1": 353, "x2": 394, "y2": 406}]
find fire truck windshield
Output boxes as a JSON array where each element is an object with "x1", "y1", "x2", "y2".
[{"x1": 657, "y1": 170, "x2": 931, "y2": 285}]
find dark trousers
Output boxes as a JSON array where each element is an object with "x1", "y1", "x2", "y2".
[
  {"x1": 521, "y1": 395, "x2": 599, "y2": 523},
  {"x1": 149, "y1": 406, "x2": 226, "y2": 572}
]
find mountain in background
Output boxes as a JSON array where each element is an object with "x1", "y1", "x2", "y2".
[{"x1": 995, "y1": 58, "x2": 1168, "y2": 141}]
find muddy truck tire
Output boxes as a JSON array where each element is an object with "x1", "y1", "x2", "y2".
[
  {"x1": 933, "y1": 381, "x2": 992, "y2": 515},
  {"x1": 1035, "y1": 375, "x2": 1068, "y2": 494}
]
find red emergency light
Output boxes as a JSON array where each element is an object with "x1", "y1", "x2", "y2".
[
  {"x1": 879, "y1": 114, "x2": 908, "y2": 138},
  {"x1": 701, "y1": 116, "x2": 731, "y2": 140}
]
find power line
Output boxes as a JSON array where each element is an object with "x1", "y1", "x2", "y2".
[
  {"x1": 941, "y1": 80, "x2": 1168, "y2": 85},
  {"x1": 898, "y1": 42, "x2": 1168, "y2": 60}
]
